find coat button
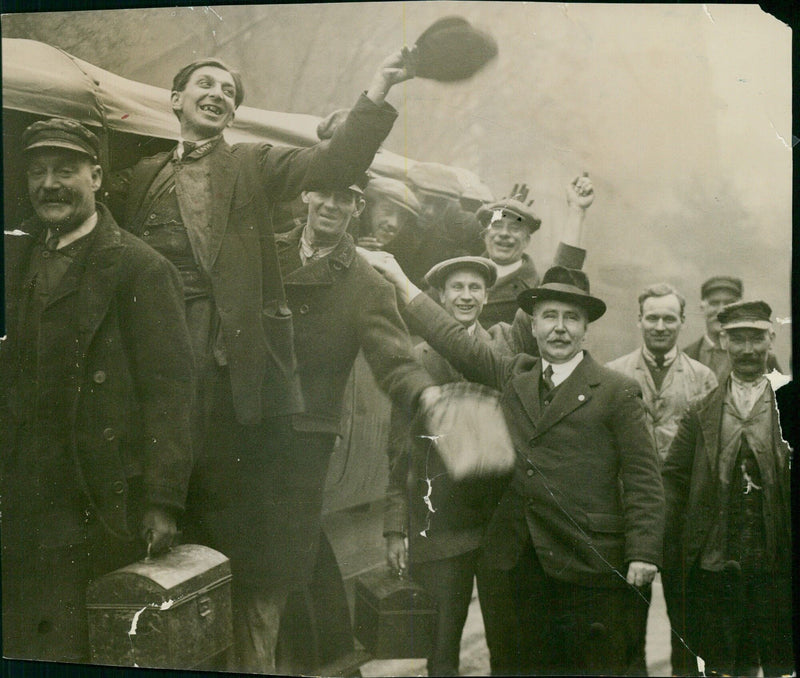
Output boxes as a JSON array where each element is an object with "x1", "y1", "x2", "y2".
[
  {"x1": 41, "y1": 250, "x2": 51, "y2": 259},
  {"x1": 526, "y1": 469, "x2": 534, "y2": 477},
  {"x1": 299, "y1": 304, "x2": 310, "y2": 314},
  {"x1": 93, "y1": 370, "x2": 107, "y2": 384},
  {"x1": 149, "y1": 213, "x2": 156, "y2": 220},
  {"x1": 332, "y1": 261, "x2": 343, "y2": 271},
  {"x1": 102, "y1": 427, "x2": 116, "y2": 441},
  {"x1": 111, "y1": 480, "x2": 125, "y2": 494},
  {"x1": 143, "y1": 230, "x2": 150, "y2": 237}
]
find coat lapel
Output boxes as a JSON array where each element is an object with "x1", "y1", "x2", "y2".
[
  {"x1": 532, "y1": 353, "x2": 598, "y2": 438},
  {"x1": 205, "y1": 142, "x2": 240, "y2": 269},
  {"x1": 126, "y1": 152, "x2": 173, "y2": 232},
  {"x1": 76, "y1": 207, "x2": 123, "y2": 349},
  {"x1": 698, "y1": 382, "x2": 725, "y2": 473},
  {"x1": 511, "y1": 361, "x2": 543, "y2": 428}
]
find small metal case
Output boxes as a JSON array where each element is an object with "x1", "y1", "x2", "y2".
[
  {"x1": 354, "y1": 568, "x2": 436, "y2": 659},
  {"x1": 86, "y1": 543, "x2": 232, "y2": 669}
]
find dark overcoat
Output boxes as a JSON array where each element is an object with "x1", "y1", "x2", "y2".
[
  {"x1": 403, "y1": 294, "x2": 665, "y2": 588},
  {"x1": 1, "y1": 203, "x2": 194, "y2": 539},
  {"x1": 661, "y1": 381, "x2": 792, "y2": 575},
  {"x1": 107, "y1": 93, "x2": 397, "y2": 424}
]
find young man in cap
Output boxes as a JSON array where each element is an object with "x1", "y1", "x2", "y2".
[
  {"x1": 364, "y1": 251, "x2": 664, "y2": 675},
  {"x1": 105, "y1": 48, "x2": 420, "y2": 672},
  {"x1": 606, "y1": 283, "x2": 717, "y2": 675},
  {"x1": 684, "y1": 276, "x2": 781, "y2": 382},
  {"x1": 1, "y1": 119, "x2": 194, "y2": 662},
  {"x1": 358, "y1": 174, "x2": 421, "y2": 252},
  {"x1": 383, "y1": 256, "x2": 517, "y2": 676},
  {"x1": 663, "y1": 301, "x2": 793, "y2": 676},
  {"x1": 271, "y1": 176, "x2": 439, "y2": 670}
]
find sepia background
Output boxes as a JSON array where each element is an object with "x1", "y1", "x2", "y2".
[{"x1": 1, "y1": 2, "x2": 792, "y2": 368}]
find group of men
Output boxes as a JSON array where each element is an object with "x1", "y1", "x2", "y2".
[{"x1": 1, "y1": 41, "x2": 793, "y2": 678}]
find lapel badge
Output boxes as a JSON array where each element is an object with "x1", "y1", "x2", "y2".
[{"x1": 578, "y1": 394, "x2": 585, "y2": 402}]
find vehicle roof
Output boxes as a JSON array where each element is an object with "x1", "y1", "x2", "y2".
[{"x1": 2, "y1": 37, "x2": 492, "y2": 199}]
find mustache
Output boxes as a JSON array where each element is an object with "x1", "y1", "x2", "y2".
[{"x1": 34, "y1": 189, "x2": 73, "y2": 203}]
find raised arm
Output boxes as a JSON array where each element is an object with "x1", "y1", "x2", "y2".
[
  {"x1": 359, "y1": 248, "x2": 521, "y2": 391},
  {"x1": 257, "y1": 48, "x2": 417, "y2": 203},
  {"x1": 551, "y1": 173, "x2": 595, "y2": 270}
]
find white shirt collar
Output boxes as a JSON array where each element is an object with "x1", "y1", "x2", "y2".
[
  {"x1": 299, "y1": 226, "x2": 340, "y2": 265},
  {"x1": 703, "y1": 334, "x2": 720, "y2": 349},
  {"x1": 466, "y1": 322, "x2": 478, "y2": 335},
  {"x1": 47, "y1": 211, "x2": 98, "y2": 250},
  {"x1": 728, "y1": 372, "x2": 769, "y2": 416},
  {"x1": 542, "y1": 350, "x2": 585, "y2": 387},
  {"x1": 642, "y1": 345, "x2": 678, "y2": 367}
]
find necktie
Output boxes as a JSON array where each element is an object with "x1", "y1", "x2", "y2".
[
  {"x1": 654, "y1": 354, "x2": 665, "y2": 369},
  {"x1": 182, "y1": 140, "x2": 197, "y2": 158},
  {"x1": 542, "y1": 364, "x2": 555, "y2": 393}
]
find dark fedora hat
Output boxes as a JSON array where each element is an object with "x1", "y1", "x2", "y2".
[
  {"x1": 415, "y1": 16, "x2": 498, "y2": 82},
  {"x1": 517, "y1": 266, "x2": 606, "y2": 322}
]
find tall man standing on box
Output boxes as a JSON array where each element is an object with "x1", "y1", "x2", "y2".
[
  {"x1": 105, "y1": 47, "x2": 421, "y2": 672},
  {"x1": 1, "y1": 119, "x2": 194, "y2": 663}
]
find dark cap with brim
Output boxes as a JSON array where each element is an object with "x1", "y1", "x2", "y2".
[
  {"x1": 718, "y1": 300, "x2": 772, "y2": 331},
  {"x1": 517, "y1": 266, "x2": 606, "y2": 322},
  {"x1": 424, "y1": 256, "x2": 498, "y2": 289},
  {"x1": 23, "y1": 118, "x2": 100, "y2": 161},
  {"x1": 477, "y1": 198, "x2": 542, "y2": 234},
  {"x1": 364, "y1": 176, "x2": 421, "y2": 219},
  {"x1": 701, "y1": 275, "x2": 742, "y2": 299}
]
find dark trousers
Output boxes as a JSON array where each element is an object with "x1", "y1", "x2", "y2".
[
  {"x1": 662, "y1": 568, "x2": 700, "y2": 675},
  {"x1": 691, "y1": 568, "x2": 794, "y2": 677},
  {"x1": 509, "y1": 541, "x2": 628, "y2": 676},
  {"x1": 624, "y1": 583, "x2": 651, "y2": 676},
  {"x1": 412, "y1": 547, "x2": 518, "y2": 677}
]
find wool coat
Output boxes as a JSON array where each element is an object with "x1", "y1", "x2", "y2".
[
  {"x1": 1, "y1": 203, "x2": 194, "y2": 540},
  {"x1": 403, "y1": 294, "x2": 665, "y2": 588}
]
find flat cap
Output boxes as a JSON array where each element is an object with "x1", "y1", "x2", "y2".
[
  {"x1": 718, "y1": 300, "x2": 772, "y2": 331},
  {"x1": 408, "y1": 162, "x2": 462, "y2": 199},
  {"x1": 23, "y1": 118, "x2": 100, "y2": 161},
  {"x1": 364, "y1": 176, "x2": 421, "y2": 219},
  {"x1": 424, "y1": 256, "x2": 498, "y2": 290},
  {"x1": 476, "y1": 198, "x2": 542, "y2": 234},
  {"x1": 701, "y1": 275, "x2": 742, "y2": 299},
  {"x1": 517, "y1": 265, "x2": 606, "y2": 321}
]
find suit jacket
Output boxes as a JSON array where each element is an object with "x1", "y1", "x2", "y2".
[
  {"x1": 1, "y1": 204, "x2": 194, "y2": 539},
  {"x1": 606, "y1": 349, "x2": 717, "y2": 461},
  {"x1": 275, "y1": 226, "x2": 435, "y2": 435},
  {"x1": 384, "y1": 325, "x2": 509, "y2": 563},
  {"x1": 403, "y1": 294, "x2": 664, "y2": 587},
  {"x1": 661, "y1": 380, "x2": 792, "y2": 574},
  {"x1": 107, "y1": 93, "x2": 396, "y2": 424}
]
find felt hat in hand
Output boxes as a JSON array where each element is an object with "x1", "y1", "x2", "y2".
[{"x1": 415, "y1": 16, "x2": 498, "y2": 82}]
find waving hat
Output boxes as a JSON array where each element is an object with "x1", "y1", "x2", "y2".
[{"x1": 415, "y1": 16, "x2": 498, "y2": 82}]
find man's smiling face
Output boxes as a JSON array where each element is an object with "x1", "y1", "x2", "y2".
[{"x1": 171, "y1": 66, "x2": 237, "y2": 140}]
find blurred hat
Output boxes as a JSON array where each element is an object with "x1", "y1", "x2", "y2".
[
  {"x1": 424, "y1": 256, "x2": 498, "y2": 289},
  {"x1": 317, "y1": 108, "x2": 350, "y2": 140},
  {"x1": 718, "y1": 300, "x2": 772, "y2": 331},
  {"x1": 23, "y1": 118, "x2": 100, "y2": 161},
  {"x1": 415, "y1": 16, "x2": 498, "y2": 82},
  {"x1": 517, "y1": 265, "x2": 606, "y2": 321},
  {"x1": 477, "y1": 198, "x2": 542, "y2": 234},
  {"x1": 701, "y1": 275, "x2": 743, "y2": 300},
  {"x1": 348, "y1": 172, "x2": 369, "y2": 196},
  {"x1": 408, "y1": 162, "x2": 462, "y2": 199},
  {"x1": 364, "y1": 176, "x2": 421, "y2": 219}
]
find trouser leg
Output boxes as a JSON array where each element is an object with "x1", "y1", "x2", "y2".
[
  {"x1": 231, "y1": 583, "x2": 290, "y2": 674},
  {"x1": 624, "y1": 583, "x2": 651, "y2": 676},
  {"x1": 412, "y1": 551, "x2": 475, "y2": 676},
  {"x1": 748, "y1": 571, "x2": 794, "y2": 677},
  {"x1": 661, "y1": 568, "x2": 700, "y2": 676},
  {"x1": 474, "y1": 550, "x2": 519, "y2": 676}
]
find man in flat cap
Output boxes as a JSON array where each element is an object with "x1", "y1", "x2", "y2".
[
  {"x1": 104, "y1": 47, "x2": 423, "y2": 672},
  {"x1": 358, "y1": 174, "x2": 422, "y2": 252},
  {"x1": 1, "y1": 119, "x2": 194, "y2": 662},
  {"x1": 606, "y1": 283, "x2": 717, "y2": 675},
  {"x1": 271, "y1": 174, "x2": 439, "y2": 670},
  {"x1": 684, "y1": 276, "x2": 781, "y2": 382},
  {"x1": 662, "y1": 301, "x2": 793, "y2": 677},
  {"x1": 364, "y1": 251, "x2": 664, "y2": 675},
  {"x1": 383, "y1": 256, "x2": 517, "y2": 676}
]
